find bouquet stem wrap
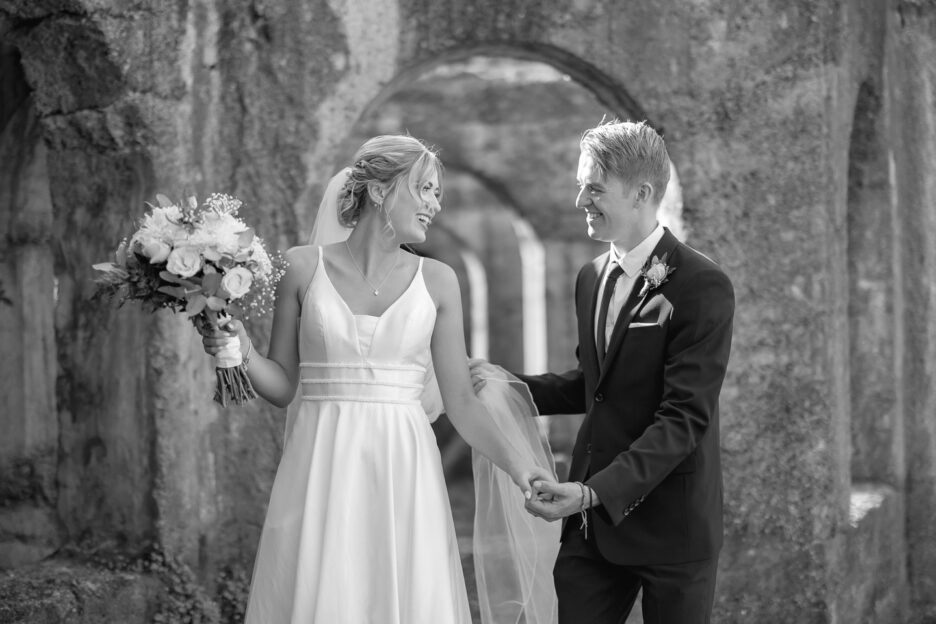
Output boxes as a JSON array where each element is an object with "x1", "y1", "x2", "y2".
[
  {"x1": 213, "y1": 335, "x2": 257, "y2": 407},
  {"x1": 193, "y1": 311, "x2": 258, "y2": 407}
]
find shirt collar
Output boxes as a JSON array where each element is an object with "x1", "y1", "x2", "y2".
[{"x1": 609, "y1": 224, "x2": 665, "y2": 278}]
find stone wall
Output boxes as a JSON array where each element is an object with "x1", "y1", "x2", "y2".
[{"x1": 1, "y1": 0, "x2": 934, "y2": 621}]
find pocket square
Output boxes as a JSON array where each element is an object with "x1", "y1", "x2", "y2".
[{"x1": 628, "y1": 322, "x2": 660, "y2": 328}]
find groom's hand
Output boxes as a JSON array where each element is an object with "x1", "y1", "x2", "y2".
[
  {"x1": 525, "y1": 481, "x2": 593, "y2": 522},
  {"x1": 468, "y1": 358, "x2": 498, "y2": 393}
]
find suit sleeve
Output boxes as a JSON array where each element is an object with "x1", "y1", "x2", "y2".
[
  {"x1": 515, "y1": 363, "x2": 586, "y2": 415},
  {"x1": 586, "y1": 268, "x2": 735, "y2": 525}
]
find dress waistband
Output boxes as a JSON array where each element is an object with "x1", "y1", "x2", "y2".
[{"x1": 299, "y1": 362, "x2": 425, "y2": 405}]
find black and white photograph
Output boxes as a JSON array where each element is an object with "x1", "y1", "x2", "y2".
[{"x1": 1, "y1": 1, "x2": 934, "y2": 622}]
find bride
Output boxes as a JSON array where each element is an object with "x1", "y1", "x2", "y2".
[{"x1": 199, "y1": 135, "x2": 559, "y2": 623}]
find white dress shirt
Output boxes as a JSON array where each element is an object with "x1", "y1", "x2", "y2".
[{"x1": 594, "y1": 224, "x2": 665, "y2": 350}]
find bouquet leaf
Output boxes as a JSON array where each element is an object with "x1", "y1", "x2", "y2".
[
  {"x1": 158, "y1": 285, "x2": 187, "y2": 299},
  {"x1": 186, "y1": 294, "x2": 208, "y2": 317},
  {"x1": 205, "y1": 296, "x2": 227, "y2": 311},
  {"x1": 201, "y1": 272, "x2": 222, "y2": 296}
]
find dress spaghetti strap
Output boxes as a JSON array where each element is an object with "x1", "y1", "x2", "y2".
[{"x1": 297, "y1": 246, "x2": 323, "y2": 311}]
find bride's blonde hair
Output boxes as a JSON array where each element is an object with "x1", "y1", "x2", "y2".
[{"x1": 337, "y1": 135, "x2": 443, "y2": 229}]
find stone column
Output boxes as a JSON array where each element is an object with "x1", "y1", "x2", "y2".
[
  {"x1": 887, "y1": 1, "x2": 936, "y2": 615},
  {"x1": 0, "y1": 92, "x2": 64, "y2": 567}
]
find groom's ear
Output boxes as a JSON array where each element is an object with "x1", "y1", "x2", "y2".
[
  {"x1": 366, "y1": 180, "x2": 387, "y2": 206},
  {"x1": 635, "y1": 182, "x2": 654, "y2": 206}
]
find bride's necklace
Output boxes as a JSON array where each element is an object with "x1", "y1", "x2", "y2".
[{"x1": 345, "y1": 240, "x2": 399, "y2": 296}]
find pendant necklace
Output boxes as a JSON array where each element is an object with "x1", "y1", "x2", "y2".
[{"x1": 345, "y1": 240, "x2": 398, "y2": 296}]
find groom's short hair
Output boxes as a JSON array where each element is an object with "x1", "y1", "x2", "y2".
[{"x1": 580, "y1": 120, "x2": 671, "y2": 204}]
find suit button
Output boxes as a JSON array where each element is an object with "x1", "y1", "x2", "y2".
[
  {"x1": 586, "y1": 443, "x2": 592, "y2": 454},
  {"x1": 594, "y1": 392, "x2": 604, "y2": 403}
]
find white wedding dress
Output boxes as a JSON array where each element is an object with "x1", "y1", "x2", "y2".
[{"x1": 244, "y1": 246, "x2": 471, "y2": 623}]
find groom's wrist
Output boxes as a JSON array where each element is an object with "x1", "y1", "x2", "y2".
[{"x1": 585, "y1": 485, "x2": 601, "y2": 509}]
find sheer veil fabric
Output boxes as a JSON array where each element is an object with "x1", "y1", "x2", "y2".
[{"x1": 304, "y1": 168, "x2": 559, "y2": 623}]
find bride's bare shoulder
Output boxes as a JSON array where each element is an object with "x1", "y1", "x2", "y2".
[
  {"x1": 280, "y1": 245, "x2": 321, "y2": 295},
  {"x1": 420, "y1": 257, "x2": 459, "y2": 299},
  {"x1": 284, "y1": 245, "x2": 321, "y2": 272}
]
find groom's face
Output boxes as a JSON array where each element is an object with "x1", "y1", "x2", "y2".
[{"x1": 576, "y1": 151, "x2": 640, "y2": 244}]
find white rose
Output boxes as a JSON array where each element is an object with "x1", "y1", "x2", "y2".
[
  {"x1": 166, "y1": 246, "x2": 203, "y2": 278},
  {"x1": 221, "y1": 266, "x2": 253, "y2": 299},
  {"x1": 646, "y1": 262, "x2": 668, "y2": 283},
  {"x1": 140, "y1": 206, "x2": 183, "y2": 241},
  {"x1": 138, "y1": 238, "x2": 171, "y2": 264}
]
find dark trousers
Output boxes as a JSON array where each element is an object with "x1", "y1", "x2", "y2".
[{"x1": 554, "y1": 521, "x2": 718, "y2": 624}]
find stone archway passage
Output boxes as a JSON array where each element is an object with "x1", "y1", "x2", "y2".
[{"x1": 361, "y1": 42, "x2": 652, "y2": 133}]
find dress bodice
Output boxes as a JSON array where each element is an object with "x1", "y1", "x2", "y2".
[{"x1": 297, "y1": 247, "x2": 436, "y2": 405}]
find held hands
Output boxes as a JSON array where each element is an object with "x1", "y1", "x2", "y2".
[
  {"x1": 525, "y1": 481, "x2": 599, "y2": 522},
  {"x1": 514, "y1": 466, "x2": 557, "y2": 501}
]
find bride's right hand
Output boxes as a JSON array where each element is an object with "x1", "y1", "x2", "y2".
[
  {"x1": 197, "y1": 317, "x2": 248, "y2": 358},
  {"x1": 515, "y1": 465, "x2": 556, "y2": 501}
]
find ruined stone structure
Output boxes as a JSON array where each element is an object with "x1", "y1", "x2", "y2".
[{"x1": 1, "y1": 0, "x2": 935, "y2": 622}]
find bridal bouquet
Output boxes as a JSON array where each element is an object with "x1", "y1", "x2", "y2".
[{"x1": 93, "y1": 193, "x2": 285, "y2": 406}]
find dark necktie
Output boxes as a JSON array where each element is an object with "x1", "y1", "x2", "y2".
[{"x1": 596, "y1": 264, "x2": 625, "y2": 359}]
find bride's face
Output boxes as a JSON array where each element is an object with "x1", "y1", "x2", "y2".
[{"x1": 387, "y1": 168, "x2": 442, "y2": 243}]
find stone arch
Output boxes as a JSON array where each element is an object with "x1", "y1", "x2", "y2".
[
  {"x1": 361, "y1": 42, "x2": 652, "y2": 127},
  {"x1": 846, "y1": 78, "x2": 900, "y2": 489},
  {"x1": 355, "y1": 44, "x2": 686, "y2": 239}
]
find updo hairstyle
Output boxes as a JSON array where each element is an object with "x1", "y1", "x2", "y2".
[{"x1": 337, "y1": 135, "x2": 443, "y2": 228}]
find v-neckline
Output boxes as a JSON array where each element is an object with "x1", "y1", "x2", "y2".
[{"x1": 319, "y1": 252, "x2": 422, "y2": 321}]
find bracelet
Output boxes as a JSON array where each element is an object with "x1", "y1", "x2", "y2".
[
  {"x1": 575, "y1": 481, "x2": 588, "y2": 539},
  {"x1": 243, "y1": 339, "x2": 253, "y2": 367}
]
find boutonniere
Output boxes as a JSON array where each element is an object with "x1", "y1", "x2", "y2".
[{"x1": 638, "y1": 253, "x2": 675, "y2": 298}]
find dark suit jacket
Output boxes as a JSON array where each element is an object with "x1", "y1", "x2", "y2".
[{"x1": 518, "y1": 228, "x2": 734, "y2": 566}]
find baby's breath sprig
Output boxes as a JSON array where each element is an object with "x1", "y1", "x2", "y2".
[
  {"x1": 205, "y1": 193, "x2": 243, "y2": 216},
  {"x1": 232, "y1": 250, "x2": 287, "y2": 320}
]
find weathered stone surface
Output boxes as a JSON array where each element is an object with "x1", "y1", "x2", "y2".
[
  {"x1": 0, "y1": 504, "x2": 63, "y2": 569},
  {"x1": 0, "y1": 560, "x2": 163, "y2": 624}
]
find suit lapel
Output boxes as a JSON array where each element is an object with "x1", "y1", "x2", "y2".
[{"x1": 597, "y1": 230, "x2": 680, "y2": 385}]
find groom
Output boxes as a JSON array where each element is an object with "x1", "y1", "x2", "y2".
[{"x1": 476, "y1": 120, "x2": 734, "y2": 623}]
